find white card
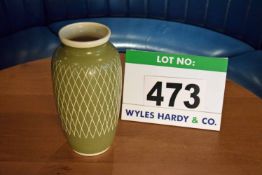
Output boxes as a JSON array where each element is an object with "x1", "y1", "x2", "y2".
[{"x1": 121, "y1": 50, "x2": 228, "y2": 131}]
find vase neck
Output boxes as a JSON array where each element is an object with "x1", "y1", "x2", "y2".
[{"x1": 58, "y1": 22, "x2": 111, "y2": 49}]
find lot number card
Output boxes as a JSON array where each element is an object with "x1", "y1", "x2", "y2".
[{"x1": 121, "y1": 50, "x2": 228, "y2": 131}]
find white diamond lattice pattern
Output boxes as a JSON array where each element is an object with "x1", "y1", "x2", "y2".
[{"x1": 52, "y1": 58, "x2": 122, "y2": 139}]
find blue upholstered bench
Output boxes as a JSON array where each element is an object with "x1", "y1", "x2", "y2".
[{"x1": 0, "y1": 0, "x2": 261, "y2": 98}]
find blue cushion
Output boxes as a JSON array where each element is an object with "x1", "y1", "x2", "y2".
[
  {"x1": 49, "y1": 18, "x2": 254, "y2": 57},
  {"x1": 0, "y1": 27, "x2": 59, "y2": 69},
  {"x1": 0, "y1": 0, "x2": 46, "y2": 37},
  {"x1": 228, "y1": 51, "x2": 262, "y2": 98}
]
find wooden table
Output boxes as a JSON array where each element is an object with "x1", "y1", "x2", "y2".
[{"x1": 0, "y1": 56, "x2": 262, "y2": 175}]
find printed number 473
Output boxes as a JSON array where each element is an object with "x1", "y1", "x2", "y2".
[{"x1": 146, "y1": 81, "x2": 200, "y2": 109}]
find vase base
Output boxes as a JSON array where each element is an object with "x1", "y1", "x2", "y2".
[{"x1": 73, "y1": 147, "x2": 110, "y2": 156}]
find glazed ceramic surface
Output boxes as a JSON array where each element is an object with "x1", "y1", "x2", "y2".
[{"x1": 51, "y1": 22, "x2": 122, "y2": 155}]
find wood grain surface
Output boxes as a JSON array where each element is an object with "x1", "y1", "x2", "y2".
[{"x1": 0, "y1": 55, "x2": 261, "y2": 175}]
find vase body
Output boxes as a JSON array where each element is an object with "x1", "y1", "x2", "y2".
[{"x1": 51, "y1": 22, "x2": 122, "y2": 156}]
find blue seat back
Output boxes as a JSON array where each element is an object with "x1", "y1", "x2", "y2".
[
  {"x1": 0, "y1": 0, "x2": 45, "y2": 36},
  {"x1": 0, "y1": 0, "x2": 262, "y2": 49}
]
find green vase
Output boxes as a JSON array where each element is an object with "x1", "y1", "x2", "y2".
[{"x1": 51, "y1": 22, "x2": 122, "y2": 156}]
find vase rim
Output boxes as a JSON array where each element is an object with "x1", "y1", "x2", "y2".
[{"x1": 58, "y1": 22, "x2": 111, "y2": 48}]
